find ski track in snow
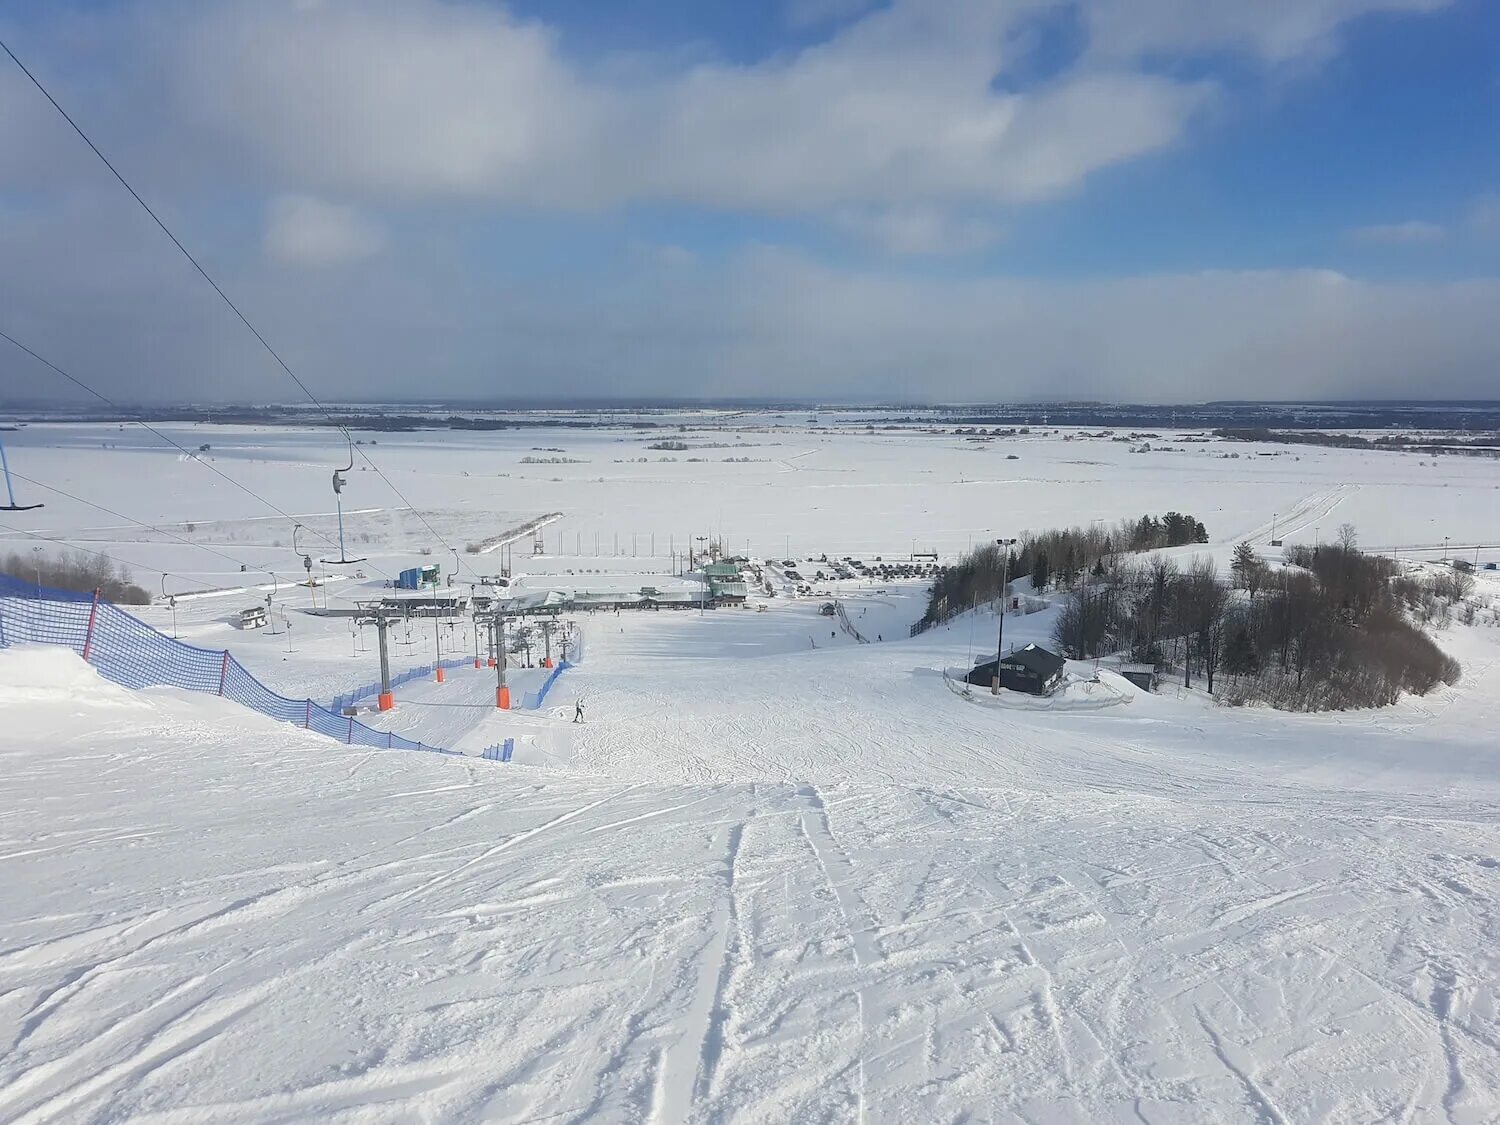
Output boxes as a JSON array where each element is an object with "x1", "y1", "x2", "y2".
[
  {"x1": 4, "y1": 418, "x2": 1500, "y2": 1120},
  {"x1": 2, "y1": 631, "x2": 1499, "y2": 1123}
]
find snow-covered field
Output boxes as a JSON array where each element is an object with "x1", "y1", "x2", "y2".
[{"x1": 2, "y1": 418, "x2": 1499, "y2": 1122}]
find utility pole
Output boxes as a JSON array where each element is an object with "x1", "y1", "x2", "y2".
[{"x1": 991, "y1": 537, "x2": 1017, "y2": 695}]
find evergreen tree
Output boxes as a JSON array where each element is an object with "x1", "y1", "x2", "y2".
[
  {"x1": 1032, "y1": 551, "x2": 1050, "y2": 591},
  {"x1": 1222, "y1": 626, "x2": 1260, "y2": 676},
  {"x1": 1231, "y1": 541, "x2": 1257, "y2": 588}
]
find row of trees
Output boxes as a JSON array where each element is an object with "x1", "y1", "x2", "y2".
[
  {"x1": 922, "y1": 512, "x2": 1210, "y2": 627},
  {"x1": 1, "y1": 549, "x2": 150, "y2": 604},
  {"x1": 1050, "y1": 531, "x2": 1463, "y2": 710}
]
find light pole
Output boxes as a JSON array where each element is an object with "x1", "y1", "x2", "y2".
[
  {"x1": 696, "y1": 536, "x2": 710, "y2": 614},
  {"x1": 32, "y1": 545, "x2": 42, "y2": 597},
  {"x1": 1443, "y1": 536, "x2": 1451, "y2": 563},
  {"x1": 991, "y1": 538, "x2": 1017, "y2": 696},
  {"x1": 432, "y1": 597, "x2": 444, "y2": 682}
]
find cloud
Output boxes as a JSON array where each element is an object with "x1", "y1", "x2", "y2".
[
  {"x1": 263, "y1": 196, "x2": 384, "y2": 266},
  {"x1": 692, "y1": 253, "x2": 1500, "y2": 402},
  {"x1": 6, "y1": 197, "x2": 1499, "y2": 406},
  {"x1": 832, "y1": 207, "x2": 1003, "y2": 255},
  {"x1": 0, "y1": 0, "x2": 1487, "y2": 408},
  {"x1": 148, "y1": 0, "x2": 1207, "y2": 213},
  {"x1": 1347, "y1": 220, "x2": 1446, "y2": 245},
  {"x1": 1082, "y1": 0, "x2": 1451, "y2": 65}
]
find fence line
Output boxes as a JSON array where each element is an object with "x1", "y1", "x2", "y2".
[
  {"x1": 522, "y1": 661, "x2": 572, "y2": 709},
  {"x1": 832, "y1": 599, "x2": 869, "y2": 644},
  {"x1": 0, "y1": 577, "x2": 459, "y2": 757},
  {"x1": 329, "y1": 657, "x2": 471, "y2": 712}
]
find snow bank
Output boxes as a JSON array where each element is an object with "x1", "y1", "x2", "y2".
[{"x1": 0, "y1": 644, "x2": 143, "y2": 707}]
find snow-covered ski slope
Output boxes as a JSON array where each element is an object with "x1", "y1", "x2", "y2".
[
  {"x1": 2, "y1": 419, "x2": 1500, "y2": 1122},
  {"x1": 3, "y1": 603, "x2": 1499, "y2": 1123}
]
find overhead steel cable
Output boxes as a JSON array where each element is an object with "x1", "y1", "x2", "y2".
[
  {"x1": 0, "y1": 517, "x2": 211, "y2": 591},
  {"x1": 1, "y1": 36, "x2": 476, "y2": 580},
  {"x1": 8, "y1": 469, "x2": 276, "y2": 575},
  {"x1": 0, "y1": 326, "x2": 391, "y2": 579}
]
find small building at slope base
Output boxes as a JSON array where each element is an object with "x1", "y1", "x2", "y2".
[{"x1": 966, "y1": 643, "x2": 1066, "y2": 696}]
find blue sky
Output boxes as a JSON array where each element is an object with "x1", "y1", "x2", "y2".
[{"x1": 1, "y1": 0, "x2": 1498, "y2": 403}]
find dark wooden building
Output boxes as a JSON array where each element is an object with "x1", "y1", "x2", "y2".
[{"x1": 966, "y1": 643, "x2": 1066, "y2": 695}]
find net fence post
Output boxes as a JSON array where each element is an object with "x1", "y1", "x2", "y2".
[
  {"x1": 81, "y1": 587, "x2": 101, "y2": 662},
  {"x1": 217, "y1": 651, "x2": 229, "y2": 696}
]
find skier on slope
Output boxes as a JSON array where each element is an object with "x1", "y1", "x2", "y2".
[{"x1": 573, "y1": 699, "x2": 584, "y2": 724}]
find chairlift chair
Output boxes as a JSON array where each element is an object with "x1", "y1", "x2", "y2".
[
  {"x1": 322, "y1": 433, "x2": 367, "y2": 565},
  {"x1": 0, "y1": 438, "x2": 43, "y2": 511}
]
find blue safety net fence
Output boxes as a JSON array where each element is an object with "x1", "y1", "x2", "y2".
[
  {"x1": 330, "y1": 657, "x2": 471, "y2": 712},
  {"x1": 0, "y1": 575, "x2": 458, "y2": 756},
  {"x1": 519, "y1": 629, "x2": 583, "y2": 709},
  {"x1": 522, "y1": 661, "x2": 573, "y2": 710}
]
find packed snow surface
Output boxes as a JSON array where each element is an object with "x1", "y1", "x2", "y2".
[
  {"x1": 3, "y1": 610, "x2": 1499, "y2": 1122},
  {"x1": 2, "y1": 420, "x2": 1499, "y2": 1122}
]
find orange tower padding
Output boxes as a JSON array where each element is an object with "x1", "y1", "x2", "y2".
[
  {"x1": 436, "y1": 666, "x2": 446, "y2": 683},
  {"x1": 474, "y1": 657, "x2": 482, "y2": 668},
  {"x1": 497, "y1": 685, "x2": 511, "y2": 709},
  {"x1": 377, "y1": 692, "x2": 395, "y2": 711}
]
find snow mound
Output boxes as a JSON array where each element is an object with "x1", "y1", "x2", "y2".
[
  {"x1": 0, "y1": 644, "x2": 146, "y2": 709},
  {"x1": 940, "y1": 666, "x2": 1134, "y2": 710}
]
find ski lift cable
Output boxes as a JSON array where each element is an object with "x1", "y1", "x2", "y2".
[
  {"x1": 0, "y1": 326, "x2": 392, "y2": 579},
  {"x1": 6, "y1": 469, "x2": 272, "y2": 575},
  {"x1": 0, "y1": 39, "x2": 476, "y2": 581},
  {"x1": 0, "y1": 517, "x2": 201, "y2": 589},
  {"x1": 0, "y1": 437, "x2": 44, "y2": 511}
]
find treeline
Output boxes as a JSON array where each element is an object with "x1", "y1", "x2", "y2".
[
  {"x1": 922, "y1": 512, "x2": 1209, "y2": 626},
  {"x1": 1, "y1": 550, "x2": 150, "y2": 604},
  {"x1": 1050, "y1": 532, "x2": 1462, "y2": 710},
  {"x1": 1217, "y1": 427, "x2": 1500, "y2": 456}
]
